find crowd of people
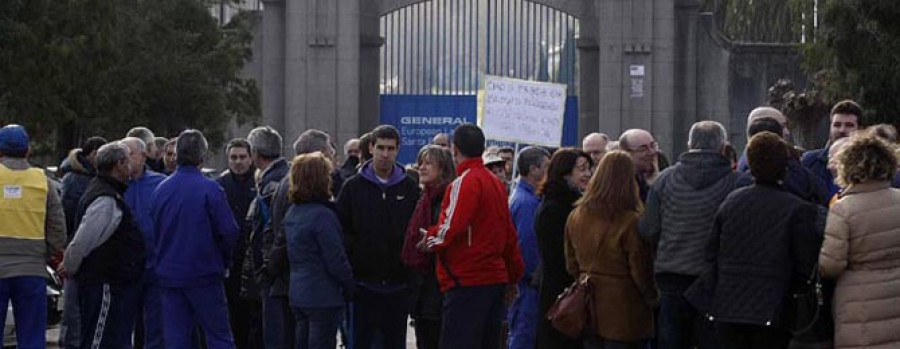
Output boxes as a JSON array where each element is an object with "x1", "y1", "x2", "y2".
[{"x1": 0, "y1": 97, "x2": 899, "y2": 349}]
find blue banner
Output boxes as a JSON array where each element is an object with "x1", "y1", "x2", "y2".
[{"x1": 381, "y1": 95, "x2": 578, "y2": 164}]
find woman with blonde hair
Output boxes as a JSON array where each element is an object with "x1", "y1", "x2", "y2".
[
  {"x1": 401, "y1": 145, "x2": 456, "y2": 349},
  {"x1": 284, "y1": 152, "x2": 354, "y2": 349},
  {"x1": 820, "y1": 134, "x2": 900, "y2": 349},
  {"x1": 564, "y1": 150, "x2": 657, "y2": 348}
]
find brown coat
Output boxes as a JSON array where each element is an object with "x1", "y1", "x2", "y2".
[
  {"x1": 820, "y1": 181, "x2": 900, "y2": 349},
  {"x1": 564, "y1": 208, "x2": 658, "y2": 341}
]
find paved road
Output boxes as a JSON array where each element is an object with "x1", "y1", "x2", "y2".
[{"x1": 34, "y1": 323, "x2": 417, "y2": 348}]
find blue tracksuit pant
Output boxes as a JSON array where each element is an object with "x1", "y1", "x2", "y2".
[
  {"x1": 507, "y1": 282, "x2": 538, "y2": 349},
  {"x1": 160, "y1": 283, "x2": 234, "y2": 349},
  {"x1": 0, "y1": 276, "x2": 47, "y2": 349},
  {"x1": 134, "y1": 270, "x2": 164, "y2": 349}
]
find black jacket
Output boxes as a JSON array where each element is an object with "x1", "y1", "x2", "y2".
[
  {"x1": 75, "y1": 175, "x2": 146, "y2": 285},
  {"x1": 336, "y1": 163, "x2": 419, "y2": 285},
  {"x1": 216, "y1": 170, "x2": 257, "y2": 236},
  {"x1": 216, "y1": 170, "x2": 256, "y2": 296},
  {"x1": 61, "y1": 150, "x2": 96, "y2": 239},
  {"x1": 241, "y1": 158, "x2": 289, "y2": 300},
  {"x1": 641, "y1": 151, "x2": 743, "y2": 276},
  {"x1": 534, "y1": 185, "x2": 583, "y2": 349},
  {"x1": 707, "y1": 184, "x2": 820, "y2": 328},
  {"x1": 409, "y1": 190, "x2": 445, "y2": 321}
]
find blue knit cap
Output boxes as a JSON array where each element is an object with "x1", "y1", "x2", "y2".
[{"x1": 0, "y1": 124, "x2": 30, "y2": 154}]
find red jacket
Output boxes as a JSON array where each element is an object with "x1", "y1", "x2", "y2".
[{"x1": 426, "y1": 158, "x2": 525, "y2": 292}]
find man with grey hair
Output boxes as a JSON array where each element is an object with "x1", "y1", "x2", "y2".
[
  {"x1": 340, "y1": 138, "x2": 361, "y2": 179},
  {"x1": 581, "y1": 132, "x2": 610, "y2": 167},
  {"x1": 640, "y1": 120, "x2": 743, "y2": 349},
  {"x1": 243, "y1": 125, "x2": 291, "y2": 348},
  {"x1": 432, "y1": 132, "x2": 450, "y2": 148},
  {"x1": 126, "y1": 126, "x2": 166, "y2": 173},
  {"x1": 507, "y1": 146, "x2": 550, "y2": 349},
  {"x1": 63, "y1": 142, "x2": 146, "y2": 348},
  {"x1": 150, "y1": 129, "x2": 239, "y2": 348},
  {"x1": 120, "y1": 137, "x2": 167, "y2": 349}
]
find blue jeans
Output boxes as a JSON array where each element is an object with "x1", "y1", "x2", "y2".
[
  {"x1": 61, "y1": 279, "x2": 81, "y2": 349},
  {"x1": 656, "y1": 273, "x2": 717, "y2": 349},
  {"x1": 160, "y1": 283, "x2": 234, "y2": 349},
  {"x1": 79, "y1": 281, "x2": 141, "y2": 349},
  {"x1": 263, "y1": 292, "x2": 294, "y2": 349},
  {"x1": 292, "y1": 307, "x2": 343, "y2": 349},
  {"x1": 0, "y1": 276, "x2": 47, "y2": 349}
]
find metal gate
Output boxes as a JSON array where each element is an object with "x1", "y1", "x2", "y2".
[{"x1": 379, "y1": 0, "x2": 579, "y2": 163}]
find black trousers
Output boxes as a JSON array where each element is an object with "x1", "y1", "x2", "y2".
[
  {"x1": 715, "y1": 322, "x2": 790, "y2": 349},
  {"x1": 439, "y1": 283, "x2": 506, "y2": 349}
]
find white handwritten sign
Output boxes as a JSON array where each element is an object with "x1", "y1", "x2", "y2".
[{"x1": 478, "y1": 76, "x2": 566, "y2": 147}]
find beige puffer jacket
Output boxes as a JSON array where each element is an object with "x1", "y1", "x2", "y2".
[{"x1": 820, "y1": 181, "x2": 900, "y2": 349}]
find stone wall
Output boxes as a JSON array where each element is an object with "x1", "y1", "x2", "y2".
[{"x1": 695, "y1": 12, "x2": 809, "y2": 154}]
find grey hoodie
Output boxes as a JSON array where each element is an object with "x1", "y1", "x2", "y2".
[{"x1": 640, "y1": 150, "x2": 743, "y2": 277}]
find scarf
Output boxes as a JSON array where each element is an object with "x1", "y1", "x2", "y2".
[{"x1": 401, "y1": 181, "x2": 449, "y2": 273}]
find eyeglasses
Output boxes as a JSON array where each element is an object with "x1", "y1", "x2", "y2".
[{"x1": 628, "y1": 142, "x2": 659, "y2": 154}]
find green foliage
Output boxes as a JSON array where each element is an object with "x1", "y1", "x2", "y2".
[
  {"x1": 703, "y1": 0, "x2": 814, "y2": 43},
  {"x1": 0, "y1": 0, "x2": 260, "y2": 158},
  {"x1": 801, "y1": 0, "x2": 900, "y2": 127}
]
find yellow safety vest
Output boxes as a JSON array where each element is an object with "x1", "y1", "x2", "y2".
[{"x1": 0, "y1": 164, "x2": 48, "y2": 240}]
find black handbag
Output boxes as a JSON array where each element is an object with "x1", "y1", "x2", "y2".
[{"x1": 789, "y1": 263, "x2": 823, "y2": 336}]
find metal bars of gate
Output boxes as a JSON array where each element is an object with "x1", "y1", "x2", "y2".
[{"x1": 379, "y1": 0, "x2": 579, "y2": 96}]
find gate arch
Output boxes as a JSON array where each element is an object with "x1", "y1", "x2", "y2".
[{"x1": 378, "y1": 0, "x2": 586, "y2": 163}]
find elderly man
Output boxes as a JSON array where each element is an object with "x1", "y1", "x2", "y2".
[
  {"x1": 251, "y1": 129, "x2": 341, "y2": 348},
  {"x1": 619, "y1": 129, "x2": 659, "y2": 201},
  {"x1": 151, "y1": 130, "x2": 239, "y2": 348},
  {"x1": 640, "y1": 121, "x2": 743, "y2": 349},
  {"x1": 736, "y1": 107, "x2": 791, "y2": 172},
  {"x1": 736, "y1": 117, "x2": 829, "y2": 206},
  {"x1": 120, "y1": 136, "x2": 167, "y2": 349},
  {"x1": 242, "y1": 126, "x2": 290, "y2": 348},
  {"x1": 64, "y1": 142, "x2": 146, "y2": 348},
  {"x1": 432, "y1": 132, "x2": 450, "y2": 148},
  {"x1": 582, "y1": 132, "x2": 610, "y2": 166},
  {"x1": 127, "y1": 126, "x2": 165, "y2": 173},
  {"x1": 507, "y1": 146, "x2": 550, "y2": 349},
  {"x1": 0, "y1": 124, "x2": 67, "y2": 348},
  {"x1": 341, "y1": 138, "x2": 361, "y2": 179}
]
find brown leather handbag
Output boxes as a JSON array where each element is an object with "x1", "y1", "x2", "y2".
[{"x1": 546, "y1": 273, "x2": 594, "y2": 338}]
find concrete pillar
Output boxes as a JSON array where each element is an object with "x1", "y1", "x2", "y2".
[
  {"x1": 596, "y1": 0, "x2": 625, "y2": 138},
  {"x1": 261, "y1": 0, "x2": 286, "y2": 138},
  {"x1": 650, "y1": 0, "x2": 677, "y2": 157},
  {"x1": 283, "y1": 0, "x2": 360, "y2": 153},
  {"x1": 672, "y1": 0, "x2": 701, "y2": 156},
  {"x1": 359, "y1": 2, "x2": 382, "y2": 139}
]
